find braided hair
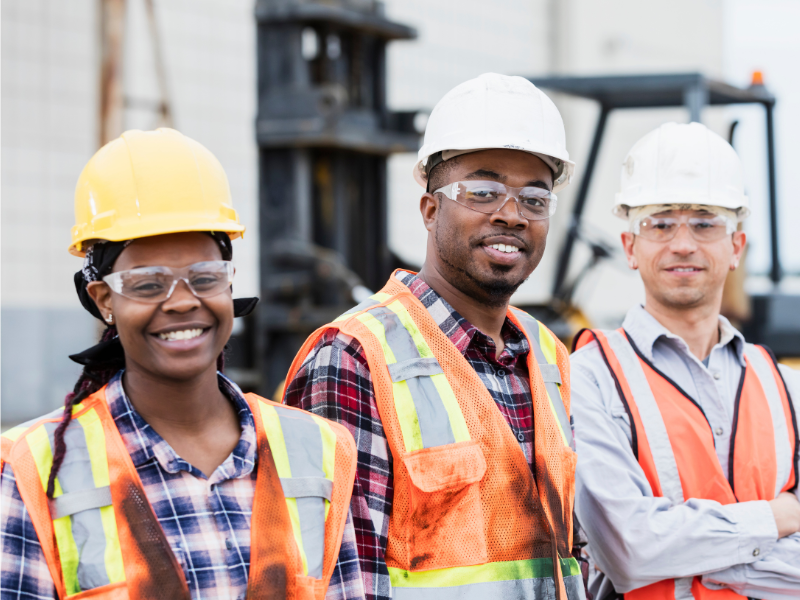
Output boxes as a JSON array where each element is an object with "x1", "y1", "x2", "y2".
[{"x1": 46, "y1": 233, "x2": 235, "y2": 499}]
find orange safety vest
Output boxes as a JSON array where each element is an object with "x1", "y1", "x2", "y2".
[
  {"x1": 285, "y1": 271, "x2": 585, "y2": 600},
  {"x1": 0, "y1": 387, "x2": 357, "y2": 600},
  {"x1": 574, "y1": 328, "x2": 799, "y2": 600}
]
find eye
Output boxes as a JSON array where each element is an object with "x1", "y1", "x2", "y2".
[
  {"x1": 465, "y1": 187, "x2": 500, "y2": 200},
  {"x1": 190, "y1": 273, "x2": 224, "y2": 288}
]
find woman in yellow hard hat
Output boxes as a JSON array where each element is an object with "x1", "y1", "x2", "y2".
[{"x1": 0, "y1": 129, "x2": 361, "y2": 600}]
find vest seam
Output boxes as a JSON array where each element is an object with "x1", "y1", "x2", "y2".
[
  {"x1": 727, "y1": 366, "x2": 747, "y2": 500},
  {"x1": 761, "y1": 345, "x2": 800, "y2": 493}
]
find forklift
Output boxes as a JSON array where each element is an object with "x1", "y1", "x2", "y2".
[{"x1": 526, "y1": 72, "x2": 800, "y2": 361}]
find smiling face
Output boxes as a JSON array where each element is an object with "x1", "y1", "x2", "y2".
[
  {"x1": 87, "y1": 232, "x2": 234, "y2": 383},
  {"x1": 421, "y1": 149, "x2": 554, "y2": 307},
  {"x1": 621, "y1": 208, "x2": 746, "y2": 311}
]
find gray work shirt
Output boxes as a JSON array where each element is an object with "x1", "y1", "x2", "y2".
[{"x1": 570, "y1": 304, "x2": 800, "y2": 600}]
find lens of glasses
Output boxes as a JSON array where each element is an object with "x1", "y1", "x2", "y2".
[
  {"x1": 638, "y1": 215, "x2": 730, "y2": 242},
  {"x1": 456, "y1": 181, "x2": 555, "y2": 220},
  {"x1": 104, "y1": 261, "x2": 233, "y2": 302}
]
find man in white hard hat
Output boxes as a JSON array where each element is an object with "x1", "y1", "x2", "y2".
[
  {"x1": 571, "y1": 122, "x2": 800, "y2": 600},
  {"x1": 284, "y1": 73, "x2": 587, "y2": 600}
]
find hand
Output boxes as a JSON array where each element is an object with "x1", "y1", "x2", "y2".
[{"x1": 768, "y1": 492, "x2": 800, "y2": 539}]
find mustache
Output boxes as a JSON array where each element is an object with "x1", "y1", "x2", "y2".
[{"x1": 472, "y1": 232, "x2": 528, "y2": 248}]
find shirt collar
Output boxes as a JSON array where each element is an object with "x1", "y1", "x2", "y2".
[
  {"x1": 622, "y1": 304, "x2": 746, "y2": 366},
  {"x1": 105, "y1": 371, "x2": 258, "y2": 482},
  {"x1": 395, "y1": 270, "x2": 530, "y2": 361}
]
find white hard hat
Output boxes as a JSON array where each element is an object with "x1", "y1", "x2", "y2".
[
  {"x1": 413, "y1": 73, "x2": 575, "y2": 192},
  {"x1": 614, "y1": 122, "x2": 750, "y2": 220}
]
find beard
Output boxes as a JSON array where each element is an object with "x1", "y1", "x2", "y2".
[{"x1": 434, "y1": 219, "x2": 531, "y2": 308}]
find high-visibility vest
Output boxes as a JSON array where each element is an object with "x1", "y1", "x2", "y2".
[
  {"x1": 574, "y1": 328, "x2": 799, "y2": 600},
  {"x1": 0, "y1": 387, "x2": 357, "y2": 600},
  {"x1": 285, "y1": 272, "x2": 585, "y2": 600}
]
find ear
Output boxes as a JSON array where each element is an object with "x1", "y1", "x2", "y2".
[
  {"x1": 730, "y1": 230, "x2": 747, "y2": 270},
  {"x1": 620, "y1": 232, "x2": 638, "y2": 270},
  {"x1": 87, "y1": 281, "x2": 114, "y2": 322},
  {"x1": 420, "y1": 192, "x2": 440, "y2": 232}
]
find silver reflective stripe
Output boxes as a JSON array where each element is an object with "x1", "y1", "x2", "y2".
[
  {"x1": 371, "y1": 307, "x2": 456, "y2": 448},
  {"x1": 280, "y1": 476, "x2": 333, "y2": 501},
  {"x1": 605, "y1": 331, "x2": 686, "y2": 505},
  {"x1": 538, "y1": 363, "x2": 562, "y2": 385},
  {"x1": 44, "y1": 421, "x2": 112, "y2": 591},
  {"x1": 674, "y1": 576, "x2": 694, "y2": 599},
  {"x1": 512, "y1": 309, "x2": 573, "y2": 449},
  {"x1": 276, "y1": 408, "x2": 327, "y2": 579},
  {"x1": 336, "y1": 297, "x2": 380, "y2": 320},
  {"x1": 744, "y1": 344, "x2": 792, "y2": 496},
  {"x1": 392, "y1": 574, "x2": 586, "y2": 600},
  {"x1": 49, "y1": 486, "x2": 112, "y2": 520},
  {"x1": 388, "y1": 357, "x2": 444, "y2": 382}
]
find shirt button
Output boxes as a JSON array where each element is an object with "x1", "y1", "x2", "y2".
[
  {"x1": 712, "y1": 371, "x2": 721, "y2": 380},
  {"x1": 517, "y1": 432, "x2": 525, "y2": 442},
  {"x1": 497, "y1": 369, "x2": 506, "y2": 378},
  {"x1": 753, "y1": 548, "x2": 760, "y2": 557},
  {"x1": 225, "y1": 538, "x2": 233, "y2": 551},
  {"x1": 715, "y1": 427, "x2": 724, "y2": 436}
]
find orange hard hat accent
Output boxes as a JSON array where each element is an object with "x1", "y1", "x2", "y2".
[
  {"x1": 577, "y1": 329, "x2": 797, "y2": 600},
  {"x1": 5, "y1": 388, "x2": 356, "y2": 600},
  {"x1": 285, "y1": 272, "x2": 577, "y2": 598}
]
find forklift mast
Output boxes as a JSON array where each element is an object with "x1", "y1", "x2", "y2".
[{"x1": 251, "y1": 0, "x2": 419, "y2": 395}]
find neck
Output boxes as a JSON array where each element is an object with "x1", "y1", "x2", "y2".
[
  {"x1": 417, "y1": 263, "x2": 509, "y2": 353},
  {"x1": 122, "y1": 364, "x2": 230, "y2": 432},
  {"x1": 642, "y1": 294, "x2": 721, "y2": 361}
]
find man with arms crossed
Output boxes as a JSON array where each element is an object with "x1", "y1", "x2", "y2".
[
  {"x1": 284, "y1": 74, "x2": 586, "y2": 600},
  {"x1": 572, "y1": 122, "x2": 800, "y2": 600}
]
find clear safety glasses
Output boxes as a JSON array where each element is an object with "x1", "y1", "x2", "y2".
[
  {"x1": 635, "y1": 213, "x2": 735, "y2": 243},
  {"x1": 434, "y1": 180, "x2": 557, "y2": 221},
  {"x1": 102, "y1": 260, "x2": 235, "y2": 303}
]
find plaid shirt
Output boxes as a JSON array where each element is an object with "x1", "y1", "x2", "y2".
[
  {"x1": 0, "y1": 371, "x2": 364, "y2": 600},
  {"x1": 284, "y1": 271, "x2": 541, "y2": 600}
]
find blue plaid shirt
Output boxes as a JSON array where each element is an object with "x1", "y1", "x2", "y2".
[{"x1": 0, "y1": 371, "x2": 364, "y2": 600}]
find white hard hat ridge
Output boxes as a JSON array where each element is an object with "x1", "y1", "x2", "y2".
[
  {"x1": 414, "y1": 73, "x2": 575, "y2": 192},
  {"x1": 614, "y1": 122, "x2": 750, "y2": 220}
]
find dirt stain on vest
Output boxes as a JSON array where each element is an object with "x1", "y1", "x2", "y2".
[{"x1": 410, "y1": 553, "x2": 432, "y2": 569}]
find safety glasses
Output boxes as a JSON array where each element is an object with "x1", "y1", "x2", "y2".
[
  {"x1": 434, "y1": 180, "x2": 557, "y2": 221},
  {"x1": 635, "y1": 214, "x2": 735, "y2": 243},
  {"x1": 102, "y1": 260, "x2": 234, "y2": 303}
]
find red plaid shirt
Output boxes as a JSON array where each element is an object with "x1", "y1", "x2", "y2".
[{"x1": 284, "y1": 271, "x2": 546, "y2": 600}]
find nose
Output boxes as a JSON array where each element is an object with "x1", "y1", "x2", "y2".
[
  {"x1": 668, "y1": 222, "x2": 698, "y2": 254},
  {"x1": 489, "y1": 196, "x2": 529, "y2": 229},
  {"x1": 161, "y1": 278, "x2": 201, "y2": 313}
]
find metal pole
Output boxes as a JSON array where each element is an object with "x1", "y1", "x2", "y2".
[
  {"x1": 683, "y1": 81, "x2": 708, "y2": 123},
  {"x1": 552, "y1": 105, "x2": 609, "y2": 301},
  {"x1": 765, "y1": 102, "x2": 781, "y2": 283}
]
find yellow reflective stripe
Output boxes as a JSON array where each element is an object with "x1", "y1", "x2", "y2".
[
  {"x1": 309, "y1": 413, "x2": 336, "y2": 520},
  {"x1": 357, "y1": 312, "x2": 424, "y2": 452},
  {"x1": 259, "y1": 404, "x2": 309, "y2": 576},
  {"x1": 389, "y1": 557, "x2": 581, "y2": 588},
  {"x1": 27, "y1": 426, "x2": 80, "y2": 595},
  {"x1": 333, "y1": 292, "x2": 393, "y2": 322},
  {"x1": 386, "y1": 300, "x2": 434, "y2": 359},
  {"x1": 536, "y1": 322, "x2": 568, "y2": 446},
  {"x1": 372, "y1": 292, "x2": 391, "y2": 303},
  {"x1": 2, "y1": 427, "x2": 28, "y2": 443},
  {"x1": 386, "y1": 301, "x2": 470, "y2": 445},
  {"x1": 75, "y1": 410, "x2": 125, "y2": 585},
  {"x1": 537, "y1": 321, "x2": 558, "y2": 365}
]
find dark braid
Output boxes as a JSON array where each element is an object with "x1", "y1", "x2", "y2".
[{"x1": 46, "y1": 325, "x2": 124, "y2": 498}]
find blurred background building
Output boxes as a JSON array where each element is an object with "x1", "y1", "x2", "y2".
[{"x1": 3, "y1": 0, "x2": 799, "y2": 424}]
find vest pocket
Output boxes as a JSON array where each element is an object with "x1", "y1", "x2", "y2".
[{"x1": 402, "y1": 440, "x2": 488, "y2": 570}]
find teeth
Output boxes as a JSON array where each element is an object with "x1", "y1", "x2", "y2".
[
  {"x1": 489, "y1": 243, "x2": 520, "y2": 254},
  {"x1": 158, "y1": 328, "x2": 204, "y2": 341},
  {"x1": 672, "y1": 267, "x2": 698, "y2": 272}
]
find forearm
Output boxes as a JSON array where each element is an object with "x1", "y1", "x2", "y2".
[{"x1": 702, "y1": 533, "x2": 800, "y2": 600}]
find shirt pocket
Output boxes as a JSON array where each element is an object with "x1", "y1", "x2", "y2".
[{"x1": 401, "y1": 440, "x2": 487, "y2": 571}]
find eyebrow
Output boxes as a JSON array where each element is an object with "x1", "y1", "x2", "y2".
[{"x1": 463, "y1": 169, "x2": 552, "y2": 191}]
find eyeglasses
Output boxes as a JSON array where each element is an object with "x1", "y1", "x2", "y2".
[
  {"x1": 102, "y1": 260, "x2": 234, "y2": 303},
  {"x1": 636, "y1": 214, "x2": 734, "y2": 243},
  {"x1": 434, "y1": 180, "x2": 557, "y2": 221}
]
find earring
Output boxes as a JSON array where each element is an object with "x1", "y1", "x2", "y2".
[{"x1": 106, "y1": 313, "x2": 114, "y2": 324}]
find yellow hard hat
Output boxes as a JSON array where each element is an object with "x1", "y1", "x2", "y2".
[{"x1": 70, "y1": 128, "x2": 245, "y2": 256}]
